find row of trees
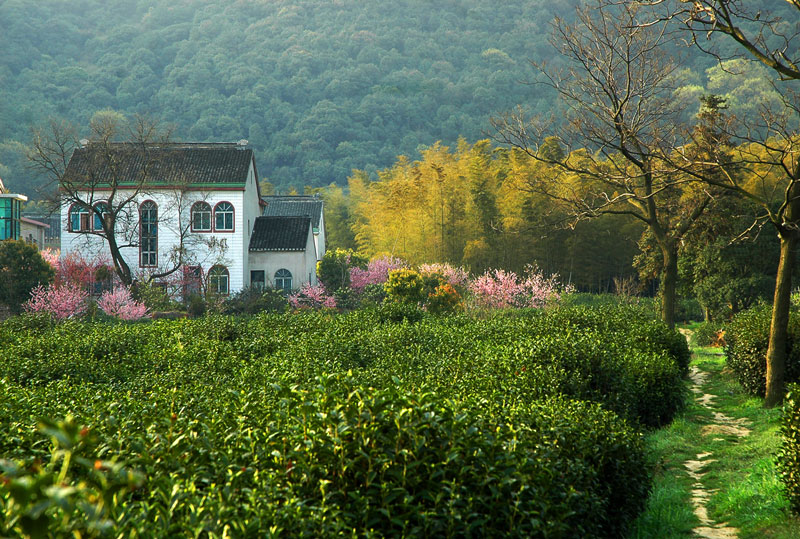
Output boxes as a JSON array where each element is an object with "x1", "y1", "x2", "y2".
[{"x1": 491, "y1": 0, "x2": 800, "y2": 407}]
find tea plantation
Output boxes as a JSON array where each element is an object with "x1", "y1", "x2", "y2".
[{"x1": 0, "y1": 305, "x2": 689, "y2": 537}]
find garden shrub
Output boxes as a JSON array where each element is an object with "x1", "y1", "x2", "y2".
[
  {"x1": 375, "y1": 300, "x2": 426, "y2": 323},
  {"x1": 426, "y1": 283, "x2": 462, "y2": 314},
  {"x1": 0, "y1": 239, "x2": 55, "y2": 313},
  {"x1": 384, "y1": 268, "x2": 425, "y2": 304},
  {"x1": 186, "y1": 293, "x2": 206, "y2": 318},
  {"x1": 693, "y1": 320, "x2": 726, "y2": 347},
  {"x1": 778, "y1": 383, "x2": 800, "y2": 514},
  {"x1": 257, "y1": 378, "x2": 649, "y2": 538},
  {"x1": 725, "y1": 304, "x2": 800, "y2": 396},
  {"x1": 222, "y1": 285, "x2": 287, "y2": 315}
]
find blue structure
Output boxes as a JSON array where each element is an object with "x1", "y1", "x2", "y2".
[{"x1": 0, "y1": 193, "x2": 27, "y2": 241}]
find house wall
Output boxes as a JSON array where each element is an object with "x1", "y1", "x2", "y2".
[
  {"x1": 241, "y1": 162, "x2": 261, "y2": 284},
  {"x1": 314, "y1": 211, "x2": 326, "y2": 260},
  {"x1": 61, "y1": 186, "x2": 248, "y2": 293}
]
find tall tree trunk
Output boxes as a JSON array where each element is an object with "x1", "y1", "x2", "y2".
[
  {"x1": 659, "y1": 242, "x2": 678, "y2": 329},
  {"x1": 765, "y1": 232, "x2": 797, "y2": 407}
]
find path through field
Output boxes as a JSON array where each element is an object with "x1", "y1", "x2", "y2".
[{"x1": 679, "y1": 330, "x2": 750, "y2": 539}]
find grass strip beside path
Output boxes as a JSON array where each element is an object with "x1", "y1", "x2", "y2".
[{"x1": 629, "y1": 344, "x2": 799, "y2": 538}]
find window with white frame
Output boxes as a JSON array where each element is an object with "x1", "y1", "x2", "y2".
[
  {"x1": 69, "y1": 204, "x2": 91, "y2": 232},
  {"x1": 274, "y1": 268, "x2": 292, "y2": 292},
  {"x1": 209, "y1": 265, "x2": 230, "y2": 295},
  {"x1": 251, "y1": 270, "x2": 265, "y2": 290},
  {"x1": 214, "y1": 201, "x2": 234, "y2": 231},
  {"x1": 93, "y1": 201, "x2": 110, "y2": 231},
  {"x1": 191, "y1": 201, "x2": 212, "y2": 232}
]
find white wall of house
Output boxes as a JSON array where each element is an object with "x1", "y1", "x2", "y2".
[
  {"x1": 314, "y1": 211, "x2": 326, "y2": 260},
  {"x1": 61, "y1": 184, "x2": 250, "y2": 293},
  {"x1": 241, "y1": 164, "x2": 262, "y2": 284}
]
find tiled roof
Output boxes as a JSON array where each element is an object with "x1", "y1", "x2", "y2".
[
  {"x1": 249, "y1": 216, "x2": 310, "y2": 251},
  {"x1": 64, "y1": 143, "x2": 254, "y2": 187},
  {"x1": 261, "y1": 196, "x2": 323, "y2": 228}
]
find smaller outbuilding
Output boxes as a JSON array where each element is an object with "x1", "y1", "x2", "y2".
[{"x1": 248, "y1": 216, "x2": 318, "y2": 292}]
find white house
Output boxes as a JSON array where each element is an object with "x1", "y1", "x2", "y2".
[{"x1": 60, "y1": 142, "x2": 322, "y2": 296}]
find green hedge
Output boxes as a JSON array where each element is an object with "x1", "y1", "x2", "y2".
[
  {"x1": 778, "y1": 383, "x2": 800, "y2": 514},
  {"x1": 0, "y1": 305, "x2": 685, "y2": 536},
  {"x1": 724, "y1": 305, "x2": 800, "y2": 396}
]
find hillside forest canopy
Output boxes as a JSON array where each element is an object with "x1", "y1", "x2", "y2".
[{"x1": 0, "y1": 0, "x2": 793, "y2": 196}]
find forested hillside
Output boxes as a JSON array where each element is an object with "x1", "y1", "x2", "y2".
[
  {"x1": 3, "y1": 0, "x2": 787, "y2": 196},
  {"x1": 0, "y1": 0, "x2": 568, "y2": 194}
]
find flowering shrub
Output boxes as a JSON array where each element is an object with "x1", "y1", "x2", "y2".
[
  {"x1": 288, "y1": 283, "x2": 336, "y2": 309},
  {"x1": 468, "y1": 266, "x2": 571, "y2": 309},
  {"x1": 418, "y1": 263, "x2": 469, "y2": 289},
  {"x1": 41, "y1": 249, "x2": 116, "y2": 292},
  {"x1": 384, "y1": 269, "x2": 425, "y2": 304},
  {"x1": 39, "y1": 248, "x2": 60, "y2": 269},
  {"x1": 426, "y1": 283, "x2": 463, "y2": 314},
  {"x1": 23, "y1": 285, "x2": 89, "y2": 320},
  {"x1": 97, "y1": 287, "x2": 149, "y2": 321},
  {"x1": 349, "y1": 256, "x2": 407, "y2": 292}
]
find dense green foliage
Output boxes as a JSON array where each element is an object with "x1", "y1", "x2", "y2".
[
  {"x1": 779, "y1": 383, "x2": 800, "y2": 515},
  {"x1": 725, "y1": 305, "x2": 800, "y2": 396},
  {"x1": 0, "y1": 305, "x2": 687, "y2": 536},
  {"x1": 0, "y1": 239, "x2": 55, "y2": 313},
  {"x1": 2, "y1": 0, "x2": 791, "y2": 197}
]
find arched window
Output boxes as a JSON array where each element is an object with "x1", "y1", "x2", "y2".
[
  {"x1": 214, "y1": 202, "x2": 234, "y2": 231},
  {"x1": 139, "y1": 201, "x2": 158, "y2": 267},
  {"x1": 191, "y1": 201, "x2": 212, "y2": 232},
  {"x1": 93, "y1": 201, "x2": 110, "y2": 231},
  {"x1": 69, "y1": 204, "x2": 90, "y2": 232},
  {"x1": 274, "y1": 268, "x2": 292, "y2": 292},
  {"x1": 208, "y1": 265, "x2": 230, "y2": 295}
]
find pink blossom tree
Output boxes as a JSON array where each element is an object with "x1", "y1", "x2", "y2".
[
  {"x1": 418, "y1": 263, "x2": 470, "y2": 288},
  {"x1": 40, "y1": 249, "x2": 117, "y2": 291},
  {"x1": 349, "y1": 256, "x2": 407, "y2": 292},
  {"x1": 97, "y1": 287, "x2": 149, "y2": 320},
  {"x1": 288, "y1": 283, "x2": 337, "y2": 309},
  {"x1": 23, "y1": 285, "x2": 89, "y2": 320},
  {"x1": 468, "y1": 265, "x2": 572, "y2": 309}
]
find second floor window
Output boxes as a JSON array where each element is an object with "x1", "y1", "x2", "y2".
[
  {"x1": 191, "y1": 202, "x2": 212, "y2": 232},
  {"x1": 139, "y1": 201, "x2": 158, "y2": 267},
  {"x1": 214, "y1": 202, "x2": 234, "y2": 231},
  {"x1": 69, "y1": 204, "x2": 90, "y2": 232},
  {"x1": 93, "y1": 202, "x2": 110, "y2": 232}
]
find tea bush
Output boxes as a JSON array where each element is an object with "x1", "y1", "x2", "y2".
[
  {"x1": 778, "y1": 383, "x2": 800, "y2": 515},
  {"x1": 0, "y1": 305, "x2": 687, "y2": 536},
  {"x1": 725, "y1": 304, "x2": 800, "y2": 396}
]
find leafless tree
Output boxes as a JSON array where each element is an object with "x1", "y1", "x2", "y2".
[
  {"x1": 677, "y1": 0, "x2": 800, "y2": 81},
  {"x1": 636, "y1": 0, "x2": 800, "y2": 406},
  {"x1": 28, "y1": 112, "x2": 226, "y2": 288},
  {"x1": 492, "y1": 0, "x2": 710, "y2": 328},
  {"x1": 670, "y1": 90, "x2": 800, "y2": 406}
]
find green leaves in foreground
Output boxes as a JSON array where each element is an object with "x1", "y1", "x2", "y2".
[{"x1": 0, "y1": 416, "x2": 143, "y2": 538}]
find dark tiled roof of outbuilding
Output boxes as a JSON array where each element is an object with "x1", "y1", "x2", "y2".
[
  {"x1": 249, "y1": 216, "x2": 310, "y2": 251},
  {"x1": 64, "y1": 143, "x2": 254, "y2": 187},
  {"x1": 261, "y1": 196, "x2": 323, "y2": 228}
]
